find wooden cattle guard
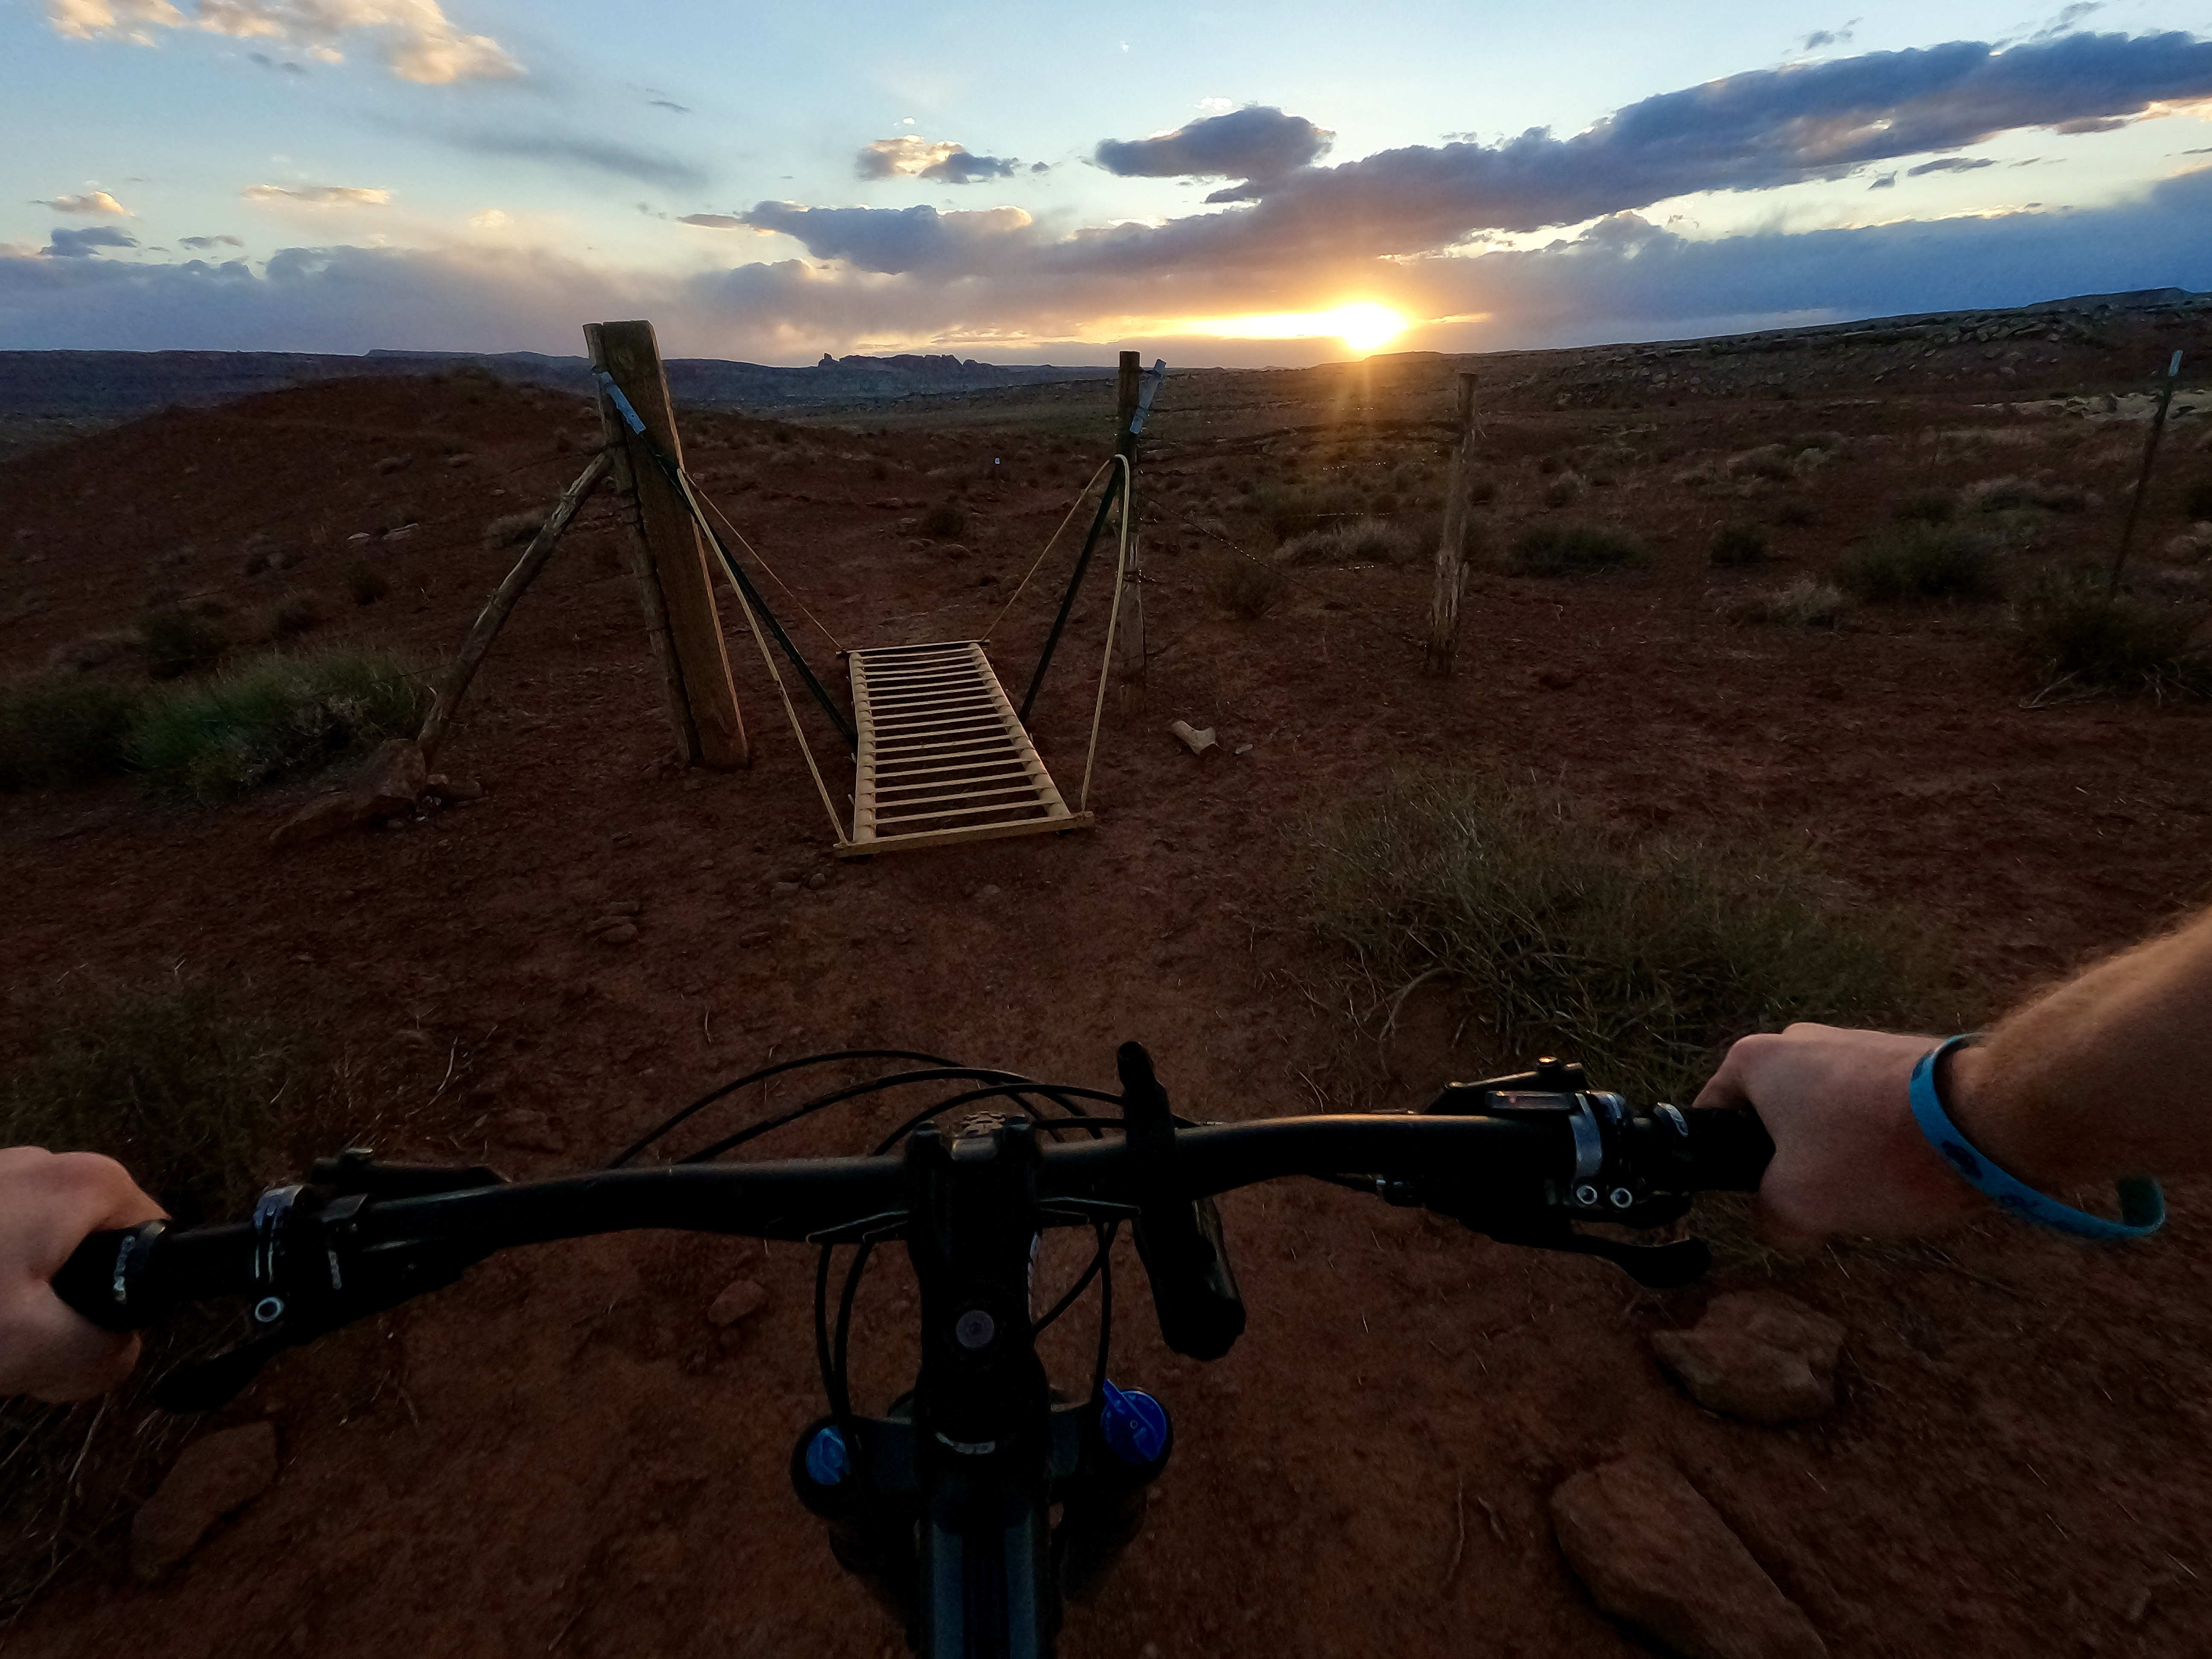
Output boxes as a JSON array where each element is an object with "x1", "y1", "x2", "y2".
[
  {"x1": 1425, "y1": 371, "x2": 1481, "y2": 675},
  {"x1": 586, "y1": 320, "x2": 749, "y2": 768},
  {"x1": 841, "y1": 642, "x2": 1092, "y2": 856}
]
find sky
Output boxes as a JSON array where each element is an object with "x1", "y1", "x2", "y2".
[{"x1": 4, "y1": 0, "x2": 2211, "y2": 366}]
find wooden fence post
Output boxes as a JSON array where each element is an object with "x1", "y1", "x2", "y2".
[
  {"x1": 585, "y1": 320, "x2": 750, "y2": 769},
  {"x1": 1425, "y1": 372, "x2": 1481, "y2": 675},
  {"x1": 1113, "y1": 351, "x2": 1145, "y2": 683}
]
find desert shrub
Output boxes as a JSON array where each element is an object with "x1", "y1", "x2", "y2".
[
  {"x1": 1467, "y1": 474, "x2": 1499, "y2": 506},
  {"x1": 1726, "y1": 445, "x2": 1796, "y2": 483},
  {"x1": 919, "y1": 501, "x2": 967, "y2": 539},
  {"x1": 0, "y1": 677, "x2": 139, "y2": 790},
  {"x1": 1303, "y1": 775, "x2": 1944, "y2": 1104},
  {"x1": 1709, "y1": 522, "x2": 1769, "y2": 567},
  {"x1": 1214, "y1": 557, "x2": 1283, "y2": 619},
  {"x1": 2011, "y1": 568, "x2": 2208, "y2": 694},
  {"x1": 2183, "y1": 478, "x2": 2212, "y2": 520},
  {"x1": 1835, "y1": 522, "x2": 2001, "y2": 602},
  {"x1": 1772, "y1": 498, "x2": 1816, "y2": 527},
  {"x1": 45, "y1": 630, "x2": 138, "y2": 674},
  {"x1": 1723, "y1": 577, "x2": 1848, "y2": 629},
  {"x1": 1891, "y1": 489, "x2": 1959, "y2": 525},
  {"x1": 1543, "y1": 469, "x2": 1588, "y2": 509},
  {"x1": 259, "y1": 589, "x2": 329, "y2": 641},
  {"x1": 1249, "y1": 480, "x2": 1363, "y2": 543},
  {"x1": 1964, "y1": 475, "x2": 2091, "y2": 513},
  {"x1": 482, "y1": 509, "x2": 543, "y2": 548},
  {"x1": 1507, "y1": 521, "x2": 1647, "y2": 577},
  {"x1": 345, "y1": 560, "x2": 390, "y2": 605},
  {"x1": 128, "y1": 648, "x2": 428, "y2": 801},
  {"x1": 139, "y1": 604, "x2": 228, "y2": 679},
  {"x1": 1788, "y1": 431, "x2": 1846, "y2": 456},
  {"x1": 1278, "y1": 517, "x2": 1418, "y2": 565}
]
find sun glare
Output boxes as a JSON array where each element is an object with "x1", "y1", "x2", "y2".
[{"x1": 1174, "y1": 302, "x2": 1411, "y2": 354}]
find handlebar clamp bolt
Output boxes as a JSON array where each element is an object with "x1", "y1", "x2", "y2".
[
  {"x1": 953, "y1": 1307, "x2": 997, "y2": 1350},
  {"x1": 1572, "y1": 1183, "x2": 1601, "y2": 1208},
  {"x1": 1608, "y1": 1187, "x2": 1636, "y2": 1210}
]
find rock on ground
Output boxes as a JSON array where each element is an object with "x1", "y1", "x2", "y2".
[
  {"x1": 706, "y1": 1278, "x2": 768, "y2": 1327},
  {"x1": 130, "y1": 1421, "x2": 280, "y2": 1583},
  {"x1": 1651, "y1": 1291, "x2": 1846, "y2": 1425},
  {"x1": 1551, "y1": 1454, "x2": 1825, "y2": 1659},
  {"x1": 268, "y1": 738, "x2": 428, "y2": 849}
]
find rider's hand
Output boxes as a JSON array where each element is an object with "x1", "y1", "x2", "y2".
[
  {"x1": 0, "y1": 1147, "x2": 164, "y2": 1401},
  {"x1": 1693, "y1": 1024, "x2": 1990, "y2": 1240}
]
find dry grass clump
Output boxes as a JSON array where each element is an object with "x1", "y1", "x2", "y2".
[
  {"x1": 1890, "y1": 489, "x2": 1958, "y2": 524},
  {"x1": 1836, "y1": 522, "x2": 2002, "y2": 602},
  {"x1": 257, "y1": 588, "x2": 329, "y2": 642},
  {"x1": 1962, "y1": 475, "x2": 2093, "y2": 514},
  {"x1": 919, "y1": 501, "x2": 967, "y2": 539},
  {"x1": 1506, "y1": 521, "x2": 1647, "y2": 577},
  {"x1": 128, "y1": 648, "x2": 428, "y2": 801},
  {"x1": 0, "y1": 677, "x2": 139, "y2": 790},
  {"x1": 1543, "y1": 469, "x2": 1589, "y2": 509},
  {"x1": 345, "y1": 560, "x2": 390, "y2": 605},
  {"x1": 482, "y1": 508, "x2": 545, "y2": 548},
  {"x1": 1723, "y1": 576, "x2": 1848, "y2": 629},
  {"x1": 1302, "y1": 774, "x2": 1943, "y2": 1104},
  {"x1": 1214, "y1": 556, "x2": 1283, "y2": 619},
  {"x1": 139, "y1": 603, "x2": 229, "y2": 679},
  {"x1": 1709, "y1": 521, "x2": 1769, "y2": 567},
  {"x1": 44, "y1": 630, "x2": 139, "y2": 674},
  {"x1": 1249, "y1": 478, "x2": 1365, "y2": 543},
  {"x1": 1277, "y1": 517, "x2": 1419, "y2": 565},
  {"x1": 2011, "y1": 568, "x2": 2209, "y2": 695}
]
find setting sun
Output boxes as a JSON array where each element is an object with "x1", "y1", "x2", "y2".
[{"x1": 1170, "y1": 302, "x2": 1412, "y2": 355}]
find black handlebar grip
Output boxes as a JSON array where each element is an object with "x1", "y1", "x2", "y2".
[
  {"x1": 50, "y1": 1222, "x2": 170, "y2": 1331},
  {"x1": 1682, "y1": 1108, "x2": 1776, "y2": 1192}
]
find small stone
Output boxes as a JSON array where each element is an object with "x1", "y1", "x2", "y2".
[
  {"x1": 494, "y1": 1108, "x2": 566, "y2": 1154},
  {"x1": 441, "y1": 777, "x2": 486, "y2": 803},
  {"x1": 349, "y1": 737, "x2": 428, "y2": 821},
  {"x1": 706, "y1": 1278, "x2": 769, "y2": 1327},
  {"x1": 806, "y1": 871, "x2": 828, "y2": 891},
  {"x1": 597, "y1": 921, "x2": 639, "y2": 946},
  {"x1": 770, "y1": 881, "x2": 800, "y2": 899},
  {"x1": 736, "y1": 928, "x2": 772, "y2": 948},
  {"x1": 130, "y1": 1422, "x2": 280, "y2": 1583},
  {"x1": 1651, "y1": 1291, "x2": 1845, "y2": 1425},
  {"x1": 603, "y1": 899, "x2": 643, "y2": 916},
  {"x1": 1551, "y1": 1454, "x2": 1825, "y2": 1659}
]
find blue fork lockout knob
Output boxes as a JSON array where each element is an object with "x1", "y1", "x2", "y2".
[
  {"x1": 806, "y1": 1424, "x2": 851, "y2": 1485},
  {"x1": 1098, "y1": 1380, "x2": 1169, "y2": 1465}
]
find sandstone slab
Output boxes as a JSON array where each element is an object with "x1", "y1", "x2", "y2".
[{"x1": 1652, "y1": 1292, "x2": 1845, "y2": 1425}]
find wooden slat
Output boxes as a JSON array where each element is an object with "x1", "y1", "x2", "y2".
[{"x1": 842, "y1": 641, "x2": 1091, "y2": 855}]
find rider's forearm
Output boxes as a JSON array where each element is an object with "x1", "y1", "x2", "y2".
[{"x1": 1948, "y1": 905, "x2": 2212, "y2": 1187}]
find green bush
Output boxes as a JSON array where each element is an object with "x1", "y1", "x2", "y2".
[
  {"x1": 139, "y1": 605, "x2": 228, "y2": 679},
  {"x1": 1214, "y1": 557, "x2": 1283, "y2": 619},
  {"x1": 2012, "y1": 568, "x2": 2207, "y2": 693},
  {"x1": 1836, "y1": 522, "x2": 2001, "y2": 602},
  {"x1": 1709, "y1": 521, "x2": 1769, "y2": 567},
  {"x1": 919, "y1": 501, "x2": 967, "y2": 539},
  {"x1": 0, "y1": 677, "x2": 139, "y2": 790},
  {"x1": 1507, "y1": 521, "x2": 1647, "y2": 577},
  {"x1": 128, "y1": 648, "x2": 428, "y2": 801},
  {"x1": 1303, "y1": 775, "x2": 1943, "y2": 1103}
]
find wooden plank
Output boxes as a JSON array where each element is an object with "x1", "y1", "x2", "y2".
[
  {"x1": 875, "y1": 799, "x2": 1054, "y2": 828},
  {"x1": 836, "y1": 812, "x2": 1093, "y2": 859},
  {"x1": 588, "y1": 320, "x2": 749, "y2": 768}
]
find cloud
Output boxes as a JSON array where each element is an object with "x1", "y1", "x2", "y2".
[
  {"x1": 1094, "y1": 106, "x2": 1333, "y2": 186},
  {"x1": 1906, "y1": 156, "x2": 1999, "y2": 175},
  {"x1": 178, "y1": 233, "x2": 244, "y2": 247},
  {"x1": 1868, "y1": 172, "x2": 1896, "y2": 189},
  {"x1": 45, "y1": 225, "x2": 140, "y2": 257},
  {"x1": 1801, "y1": 29, "x2": 1854, "y2": 51},
  {"x1": 38, "y1": 190, "x2": 131, "y2": 215},
  {"x1": 677, "y1": 213, "x2": 744, "y2": 228},
  {"x1": 856, "y1": 137, "x2": 1017, "y2": 183},
  {"x1": 739, "y1": 203, "x2": 1033, "y2": 274},
  {"x1": 243, "y1": 183, "x2": 390, "y2": 206},
  {"x1": 431, "y1": 128, "x2": 708, "y2": 191},
  {"x1": 47, "y1": 0, "x2": 521, "y2": 83},
  {"x1": 649, "y1": 98, "x2": 689, "y2": 113}
]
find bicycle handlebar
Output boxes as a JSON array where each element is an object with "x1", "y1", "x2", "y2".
[{"x1": 54, "y1": 1094, "x2": 1773, "y2": 1336}]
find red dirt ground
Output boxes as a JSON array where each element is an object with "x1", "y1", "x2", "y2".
[{"x1": 6, "y1": 318, "x2": 2212, "y2": 1658}]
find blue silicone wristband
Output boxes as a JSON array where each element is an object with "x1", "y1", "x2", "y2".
[{"x1": 1909, "y1": 1035, "x2": 2163, "y2": 1240}]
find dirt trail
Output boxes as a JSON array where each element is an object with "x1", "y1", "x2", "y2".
[{"x1": 5, "y1": 326, "x2": 2212, "y2": 1656}]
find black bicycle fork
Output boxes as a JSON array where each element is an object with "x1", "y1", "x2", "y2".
[{"x1": 790, "y1": 1112, "x2": 1172, "y2": 1656}]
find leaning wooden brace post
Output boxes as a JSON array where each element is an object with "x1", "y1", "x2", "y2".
[
  {"x1": 1112, "y1": 351, "x2": 1146, "y2": 683},
  {"x1": 1424, "y1": 371, "x2": 1481, "y2": 675},
  {"x1": 417, "y1": 449, "x2": 609, "y2": 766},
  {"x1": 2108, "y1": 349, "x2": 2184, "y2": 600},
  {"x1": 586, "y1": 319, "x2": 750, "y2": 769}
]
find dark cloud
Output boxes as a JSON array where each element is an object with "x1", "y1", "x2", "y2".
[
  {"x1": 738, "y1": 203, "x2": 1033, "y2": 275},
  {"x1": 1800, "y1": 27, "x2": 1853, "y2": 51},
  {"x1": 1094, "y1": 107, "x2": 1333, "y2": 186},
  {"x1": 1869, "y1": 172, "x2": 1897, "y2": 189},
  {"x1": 1030, "y1": 161, "x2": 1051, "y2": 174},
  {"x1": 179, "y1": 234, "x2": 245, "y2": 249},
  {"x1": 45, "y1": 226, "x2": 138, "y2": 258},
  {"x1": 677, "y1": 213, "x2": 743, "y2": 228},
  {"x1": 249, "y1": 51, "x2": 307, "y2": 73},
  {"x1": 1906, "y1": 156, "x2": 1999, "y2": 175},
  {"x1": 2038, "y1": 4, "x2": 2103, "y2": 38},
  {"x1": 650, "y1": 99, "x2": 690, "y2": 113},
  {"x1": 428, "y1": 128, "x2": 708, "y2": 191},
  {"x1": 855, "y1": 138, "x2": 1017, "y2": 183}
]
